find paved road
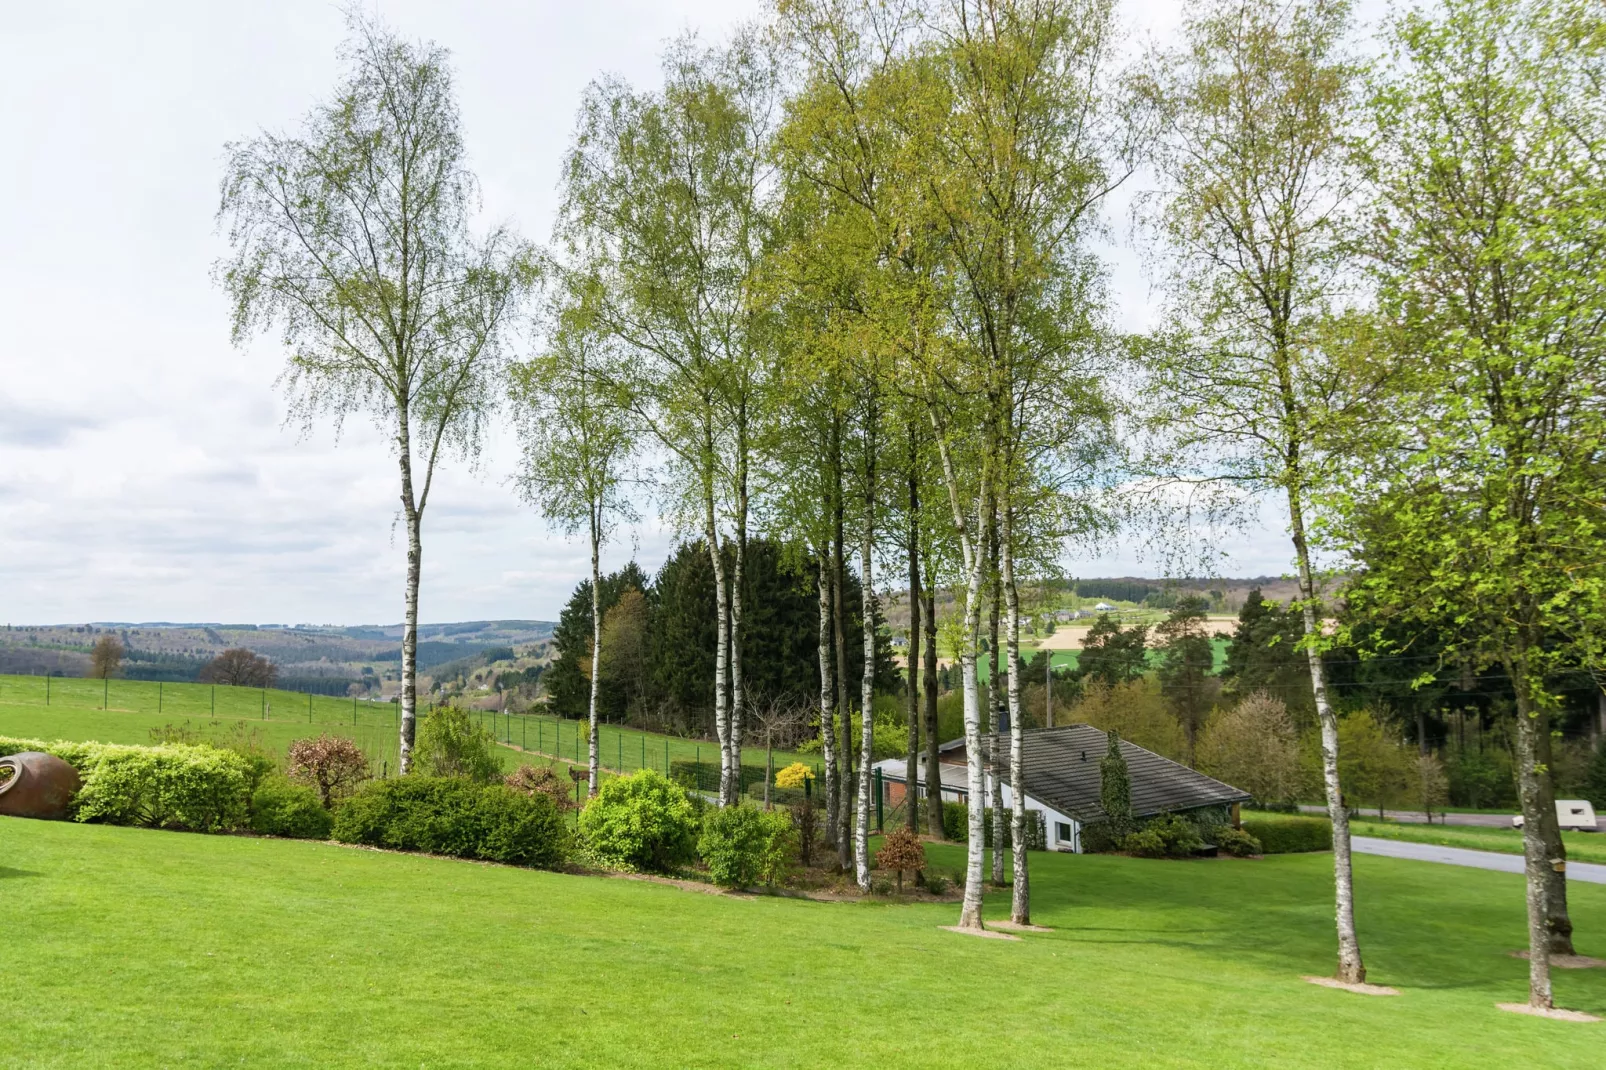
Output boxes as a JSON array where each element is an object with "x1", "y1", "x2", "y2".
[
  {"x1": 1352, "y1": 836, "x2": 1606, "y2": 884},
  {"x1": 1299, "y1": 804, "x2": 1605, "y2": 831}
]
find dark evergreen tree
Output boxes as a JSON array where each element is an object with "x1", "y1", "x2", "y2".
[
  {"x1": 546, "y1": 561, "x2": 651, "y2": 718},
  {"x1": 1076, "y1": 614, "x2": 1149, "y2": 687},
  {"x1": 1155, "y1": 596, "x2": 1217, "y2": 764},
  {"x1": 1221, "y1": 589, "x2": 1312, "y2": 717},
  {"x1": 1099, "y1": 729, "x2": 1133, "y2": 836}
]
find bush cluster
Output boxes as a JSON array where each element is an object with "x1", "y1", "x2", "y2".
[
  {"x1": 697, "y1": 803, "x2": 797, "y2": 888},
  {"x1": 1122, "y1": 813, "x2": 1206, "y2": 858},
  {"x1": 1211, "y1": 825, "x2": 1263, "y2": 857},
  {"x1": 939, "y1": 802, "x2": 1047, "y2": 850},
  {"x1": 1, "y1": 734, "x2": 257, "y2": 832},
  {"x1": 412, "y1": 706, "x2": 502, "y2": 783},
  {"x1": 250, "y1": 777, "x2": 334, "y2": 839},
  {"x1": 579, "y1": 768, "x2": 700, "y2": 872},
  {"x1": 1239, "y1": 816, "x2": 1332, "y2": 854},
  {"x1": 332, "y1": 777, "x2": 569, "y2": 867}
]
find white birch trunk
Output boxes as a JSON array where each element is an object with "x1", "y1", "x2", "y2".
[
  {"x1": 397, "y1": 411, "x2": 421, "y2": 776},
  {"x1": 703, "y1": 444, "x2": 732, "y2": 807},
  {"x1": 854, "y1": 437, "x2": 876, "y2": 891},
  {"x1": 818, "y1": 553, "x2": 839, "y2": 848},
  {"x1": 587, "y1": 507, "x2": 602, "y2": 796},
  {"x1": 1513, "y1": 676, "x2": 1554, "y2": 1009},
  {"x1": 1003, "y1": 502, "x2": 1029, "y2": 925},
  {"x1": 729, "y1": 439, "x2": 748, "y2": 807},
  {"x1": 1290, "y1": 489, "x2": 1365, "y2": 984}
]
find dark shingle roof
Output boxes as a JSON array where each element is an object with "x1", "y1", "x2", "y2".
[{"x1": 1012, "y1": 724, "x2": 1249, "y2": 822}]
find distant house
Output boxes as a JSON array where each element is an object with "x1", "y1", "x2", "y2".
[
  {"x1": 873, "y1": 725, "x2": 1250, "y2": 852},
  {"x1": 1093, "y1": 602, "x2": 1114, "y2": 612},
  {"x1": 1054, "y1": 609, "x2": 1073, "y2": 622}
]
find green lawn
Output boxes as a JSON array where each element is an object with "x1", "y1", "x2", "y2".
[
  {"x1": 1349, "y1": 816, "x2": 1606, "y2": 865},
  {"x1": 0, "y1": 819, "x2": 1601, "y2": 1067},
  {"x1": 0, "y1": 673, "x2": 818, "y2": 784}
]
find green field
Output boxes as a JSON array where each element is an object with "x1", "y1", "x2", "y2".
[
  {"x1": 0, "y1": 674, "x2": 817, "y2": 783},
  {"x1": 0, "y1": 818, "x2": 1601, "y2": 1067}
]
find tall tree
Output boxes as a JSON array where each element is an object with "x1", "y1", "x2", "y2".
[
  {"x1": 218, "y1": 13, "x2": 531, "y2": 772},
  {"x1": 1137, "y1": 0, "x2": 1372, "y2": 982},
  {"x1": 509, "y1": 285, "x2": 638, "y2": 795},
  {"x1": 1338, "y1": 0, "x2": 1606, "y2": 1009},
  {"x1": 1154, "y1": 595, "x2": 1218, "y2": 764},
  {"x1": 560, "y1": 31, "x2": 778, "y2": 805}
]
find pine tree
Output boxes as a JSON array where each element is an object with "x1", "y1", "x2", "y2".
[{"x1": 1099, "y1": 730, "x2": 1134, "y2": 838}]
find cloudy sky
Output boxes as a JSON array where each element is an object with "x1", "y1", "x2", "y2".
[{"x1": 1, "y1": 0, "x2": 1303, "y2": 627}]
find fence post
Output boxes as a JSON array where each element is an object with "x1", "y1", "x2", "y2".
[
  {"x1": 103, "y1": 676, "x2": 108, "y2": 710},
  {"x1": 158, "y1": 681, "x2": 163, "y2": 714},
  {"x1": 46, "y1": 674, "x2": 50, "y2": 705},
  {"x1": 665, "y1": 738, "x2": 669, "y2": 774},
  {"x1": 640, "y1": 733, "x2": 645, "y2": 771},
  {"x1": 211, "y1": 685, "x2": 215, "y2": 715},
  {"x1": 875, "y1": 767, "x2": 883, "y2": 832},
  {"x1": 261, "y1": 687, "x2": 265, "y2": 720}
]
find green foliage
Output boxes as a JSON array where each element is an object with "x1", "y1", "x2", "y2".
[
  {"x1": 1099, "y1": 729, "x2": 1134, "y2": 836},
  {"x1": 669, "y1": 760, "x2": 767, "y2": 796},
  {"x1": 1154, "y1": 597, "x2": 1218, "y2": 758},
  {"x1": 938, "y1": 802, "x2": 1046, "y2": 850},
  {"x1": 1240, "y1": 817, "x2": 1332, "y2": 854},
  {"x1": 1076, "y1": 615, "x2": 1149, "y2": 688},
  {"x1": 0, "y1": 735, "x2": 257, "y2": 833},
  {"x1": 578, "y1": 768, "x2": 699, "y2": 872},
  {"x1": 331, "y1": 777, "x2": 568, "y2": 868},
  {"x1": 697, "y1": 804, "x2": 797, "y2": 888},
  {"x1": 1212, "y1": 825, "x2": 1263, "y2": 858},
  {"x1": 250, "y1": 777, "x2": 334, "y2": 839},
  {"x1": 1585, "y1": 745, "x2": 1606, "y2": 809},
  {"x1": 412, "y1": 706, "x2": 502, "y2": 784},
  {"x1": 1122, "y1": 814, "x2": 1205, "y2": 859},
  {"x1": 1221, "y1": 590, "x2": 1311, "y2": 718},
  {"x1": 544, "y1": 563, "x2": 652, "y2": 718}
]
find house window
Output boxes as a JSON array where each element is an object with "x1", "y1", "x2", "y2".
[{"x1": 1055, "y1": 822, "x2": 1073, "y2": 843}]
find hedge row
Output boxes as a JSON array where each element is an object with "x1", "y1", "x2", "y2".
[
  {"x1": 0, "y1": 735, "x2": 261, "y2": 832},
  {"x1": 1240, "y1": 817, "x2": 1332, "y2": 854},
  {"x1": 939, "y1": 802, "x2": 1047, "y2": 851},
  {"x1": 333, "y1": 777, "x2": 569, "y2": 867}
]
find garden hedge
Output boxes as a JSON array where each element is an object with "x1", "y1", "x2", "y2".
[
  {"x1": 1239, "y1": 816, "x2": 1332, "y2": 854},
  {"x1": 332, "y1": 776, "x2": 569, "y2": 867},
  {"x1": 0, "y1": 735, "x2": 257, "y2": 832}
]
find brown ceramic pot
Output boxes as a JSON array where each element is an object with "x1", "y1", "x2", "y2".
[{"x1": 0, "y1": 752, "x2": 82, "y2": 820}]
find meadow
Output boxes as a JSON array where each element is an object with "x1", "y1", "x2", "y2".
[{"x1": 0, "y1": 818, "x2": 1601, "y2": 1068}]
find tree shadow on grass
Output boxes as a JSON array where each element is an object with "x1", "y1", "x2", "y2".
[{"x1": 0, "y1": 867, "x2": 41, "y2": 879}]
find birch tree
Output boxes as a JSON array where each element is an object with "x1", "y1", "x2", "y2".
[
  {"x1": 1337, "y1": 0, "x2": 1606, "y2": 1010},
  {"x1": 560, "y1": 32, "x2": 778, "y2": 805},
  {"x1": 1136, "y1": 0, "x2": 1373, "y2": 981},
  {"x1": 508, "y1": 284, "x2": 638, "y2": 795},
  {"x1": 217, "y1": 13, "x2": 531, "y2": 773}
]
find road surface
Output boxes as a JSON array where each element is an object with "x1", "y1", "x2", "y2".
[
  {"x1": 1299, "y1": 804, "x2": 1605, "y2": 831},
  {"x1": 1352, "y1": 836, "x2": 1606, "y2": 884}
]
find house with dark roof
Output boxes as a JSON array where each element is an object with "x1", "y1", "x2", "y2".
[{"x1": 873, "y1": 724, "x2": 1250, "y2": 853}]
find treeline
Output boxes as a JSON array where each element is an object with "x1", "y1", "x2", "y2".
[{"x1": 544, "y1": 540, "x2": 897, "y2": 738}]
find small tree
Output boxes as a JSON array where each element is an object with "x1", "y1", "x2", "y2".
[
  {"x1": 198, "y1": 648, "x2": 276, "y2": 688},
  {"x1": 411, "y1": 706, "x2": 501, "y2": 783},
  {"x1": 1417, "y1": 753, "x2": 1449, "y2": 825},
  {"x1": 876, "y1": 826, "x2": 927, "y2": 894},
  {"x1": 89, "y1": 636, "x2": 124, "y2": 680},
  {"x1": 286, "y1": 735, "x2": 370, "y2": 809},
  {"x1": 1155, "y1": 597, "x2": 1220, "y2": 764},
  {"x1": 1100, "y1": 730, "x2": 1135, "y2": 838},
  {"x1": 1196, "y1": 692, "x2": 1303, "y2": 807}
]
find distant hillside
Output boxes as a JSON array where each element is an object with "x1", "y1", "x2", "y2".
[{"x1": 0, "y1": 620, "x2": 555, "y2": 692}]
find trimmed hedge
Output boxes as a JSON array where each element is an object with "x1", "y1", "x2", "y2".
[
  {"x1": 939, "y1": 802, "x2": 1047, "y2": 851},
  {"x1": 669, "y1": 759, "x2": 767, "y2": 796},
  {"x1": 1240, "y1": 816, "x2": 1332, "y2": 854},
  {"x1": 0, "y1": 734, "x2": 255, "y2": 832},
  {"x1": 250, "y1": 777, "x2": 334, "y2": 839},
  {"x1": 332, "y1": 777, "x2": 569, "y2": 867}
]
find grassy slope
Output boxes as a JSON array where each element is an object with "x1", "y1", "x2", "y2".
[{"x1": 0, "y1": 820, "x2": 1601, "y2": 1068}]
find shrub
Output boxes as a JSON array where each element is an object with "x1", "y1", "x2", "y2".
[
  {"x1": 1212, "y1": 825, "x2": 1262, "y2": 857},
  {"x1": 774, "y1": 762, "x2": 815, "y2": 790},
  {"x1": 412, "y1": 706, "x2": 502, "y2": 783},
  {"x1": 250, "y1": 777, "x2": 333, "y2": 839},
  {"x1": 1240, "y1": 816, "x2": 1331, "y2": 854},
  {"x1": 697, "y1": 804, "x2": 797, "y2": 888},
  {"x1": 1099, "y1": 729, "x2": 1134, "y2": 837},
  {"x1": 1121, "y1": 813, "x2": 1205, "y2": 859},
  {"x1": 287, "y1": 735, "x2": 370, "y2": 809},
  {"x1": 924, "y1": 873, "x2": 951, "y2": 896},
  {"x1": 62, "y1": 742, "x2": 255, "y2": 832},
  {"x1": 940, "y1": 801, "x2": 1047, "y2": 850},
  {"x1": 505, "y1": 764, "x2": 577, "y2": 811},
  {"x1": 874, "y1": 827, "x2": 927, "y2": 892},
  {"x1": 331, "y1": 777, "x2": 568, "y2": 867},
  {"x1": 1079, "y1": 821, "x2": 1122, "y2": 854},
  {"x1": 579, "y1": 768, "x2": 699, "y2": 872}
]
